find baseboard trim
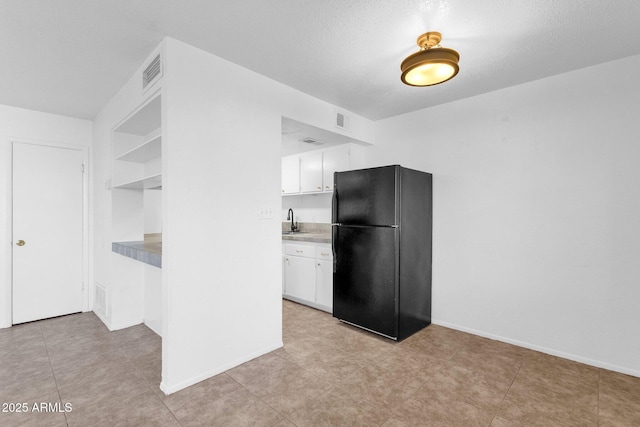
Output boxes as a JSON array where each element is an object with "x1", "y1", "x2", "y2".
[
  {"x1": 431, "y1": 318, "x2": 640, "y2": 378},
  {"x1": 160, "y1": 341, "x2": 284, "y2": 395},
  {"x1": 93, "y1": 310, "x2": 143, "y2": 332},
  {"x1": 144, "y1": 319, "x2": 162, "y2": 337},
  {"x1": 93, "y1": 309, "x2": 111, "y2": 330}
]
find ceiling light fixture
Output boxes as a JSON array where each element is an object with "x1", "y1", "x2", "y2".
[{"x1": 401, "y1": 32, "x2": 459, "y2": 87}]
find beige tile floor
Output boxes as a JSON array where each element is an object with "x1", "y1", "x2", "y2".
[{"x1": 1, "y1": 300, "x2": 639, "y2": 426}]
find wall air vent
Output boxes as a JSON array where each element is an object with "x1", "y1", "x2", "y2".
[
  {"x1": 299, "y1": 137, "x2": 325, "y2": 145},
  {"x1": 94, "y1": 282, "x2": 108, "y2": 319},
  {"x1": 142, "y1": 54, "x2": 162, "y2": 91},
  {"x1": 335, "y1": 111, "x2": 351, "y2": 131}
]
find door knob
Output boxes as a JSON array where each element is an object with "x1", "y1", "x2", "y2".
[{"x1": 16, "y1": 240, "x2": 25, "y2": 246}]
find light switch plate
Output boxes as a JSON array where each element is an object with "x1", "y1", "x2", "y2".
[{"x1": 258, "y1": 207, "x2": 274, "y2": 220}]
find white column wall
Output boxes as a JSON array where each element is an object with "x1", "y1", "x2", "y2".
[
  {"x1": 160, "y1": 37, "x2": 374, "y2": 393},
  {"x1": 92, "y1": 47, "x2": 164, "y2": 331},
  {"x1": 368, "y1": 54, "x2": 640, "y2": 376}
]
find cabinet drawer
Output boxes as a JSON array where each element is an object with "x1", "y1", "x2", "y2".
[
  {"x1": 316, "y1": 246, "x2": 333, "y2": 260},
  {"x1": 285, "y1": 244, "x2": 315, "y2": 258}
]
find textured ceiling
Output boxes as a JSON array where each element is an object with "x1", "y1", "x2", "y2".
[{"x1": 2, "y1": 0, "x2": 640, "y2": 121}]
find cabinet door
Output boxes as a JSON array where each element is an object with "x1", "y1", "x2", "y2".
[
  {"x1": 300, "y1": 151, "x2": 323, "y2": 193},
  {"x1": 282, "y1": 254, "x2": 286, "y2": 293},
  {"x1": 283, "y1": 255, "x2": 316, "y2": 302},
  {"x1": 281, "y1": 156, "x2": 300, "y2": 194},
  {"x1": 322, "y1": 145, "x2": 350, "y2": 192},
  {"x1": 315, "y1": 259, "x2": 333, "y2": 311}
]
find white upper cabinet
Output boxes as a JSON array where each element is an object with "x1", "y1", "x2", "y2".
[
  {"x1": 300, "y1": 151, "x2": 323, "y2": 193},
  {"x1": 282, "y1": 143, "x2": 363, "y2": 196},
  {"x1": 322, "y1": 145, "x2": 351, "y2": 192},
  {"x1": 281, "y1": 156, "x2": 300, "y2": 194}
]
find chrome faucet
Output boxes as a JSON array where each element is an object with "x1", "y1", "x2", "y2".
[{"x1": 287, "y1": 208, "x2": 298, "y2": 232}]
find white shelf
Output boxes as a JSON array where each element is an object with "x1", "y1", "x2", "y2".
[
  {"x1": 116, "y1": 131, "x2": 161, "y2": 162},
  {"x1": 114, "y1": 173, "x2": 162, "y2": 190},
  {"x1": 114, "y1": 95, "x2": 161, "y2": 136}
]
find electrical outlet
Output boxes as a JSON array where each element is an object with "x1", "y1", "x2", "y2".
[{"x1": 258, "y1": 207, "x2": 274, "y2": 220}]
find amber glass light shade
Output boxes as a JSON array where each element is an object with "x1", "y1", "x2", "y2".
[{"x1": 401, "y1": 32, "x2": 460, "y2": 87}]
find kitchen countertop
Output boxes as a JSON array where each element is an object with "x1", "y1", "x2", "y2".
[
  {"x1": 112, "y1": 234, "x2": 162, "y2": 268},
  {"x1": 112, "y1": 230, "x2": 329, "y2": 266},
  {"x1": 282, "y1": 232, "x2": 331, "y2": 244},
  {"x1": 281, "y1": 222, "x2": 332, "y2": 244}
]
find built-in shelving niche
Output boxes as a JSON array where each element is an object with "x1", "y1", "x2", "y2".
[
  {"x1": 109, "y1": 91, "x2": 163, "y2": 337},
  {"x1": 111, "y1": 93, "x2": 162, "y2": 245},
  {"x1": 113, "y1": 95, "x2": 162, "y2": 190}
]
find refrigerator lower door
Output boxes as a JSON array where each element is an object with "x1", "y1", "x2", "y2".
[{"x1": 333, "y1": 225, "x2": 398, "y2": 339}]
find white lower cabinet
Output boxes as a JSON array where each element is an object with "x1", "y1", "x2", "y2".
[
  {"x1": 315, "y1": 246, "x2": 333, "y2": 310},
  {"x1": 282, "y1": 241, "x2": 333, "y2": 313},
  {"x1": 284, "y1": 255, "x2": 316, "y2": 302},
  {"x1": 315, "y1": 259, "x2": 333, "y2": 310}
]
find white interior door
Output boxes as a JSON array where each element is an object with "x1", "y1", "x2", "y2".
[{"x1": 12, "y1": 142, "x2": 84, "y2": 324}]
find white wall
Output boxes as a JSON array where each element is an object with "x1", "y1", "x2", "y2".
[
  {"x1": 368, "y1": 54, "x2": 640, "y2": 376},
  {"x1": 282, "y1": 193, "x2": 332, "y2": 224},
  {"x1": 160, "y1": 37, "x2": 374, "y2": 393},
  {"x1": 144, "y1": 189, "x2": 162, "y2": 234},
  {"x1": 144, "y1": 263, "x2": 162, "y2": 335},
  {"x1": 0, "y1": 105, "x2": 92, "y2": 328}
]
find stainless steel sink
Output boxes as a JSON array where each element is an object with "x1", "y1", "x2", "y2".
[{"x1": 282, "y1": 231, "x2": 308, "y2": 235}]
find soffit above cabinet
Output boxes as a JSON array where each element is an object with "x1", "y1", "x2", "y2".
[{"x1": 281, "y1": 117, "x2": 368, "y2": 157}]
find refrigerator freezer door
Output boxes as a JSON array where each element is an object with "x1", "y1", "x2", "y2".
[
  {"x1": 333, "y1": 225, "x2": 398, "y2": 338},
  {"x1": 333, "y1": 166, "x2": 398, "y2": 226}
]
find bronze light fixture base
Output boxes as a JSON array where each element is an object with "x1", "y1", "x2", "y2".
[{"x1": 401, "y1": 32, "x2": 460, "y2": 87}]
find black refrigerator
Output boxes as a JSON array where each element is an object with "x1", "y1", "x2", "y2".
[{"x1": 332, "y1": 165, "x2": 432, "y2": 341}]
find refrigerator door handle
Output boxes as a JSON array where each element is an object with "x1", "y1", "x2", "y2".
[
  {"x1": 332, "y1": 225, "x2": 337, "y2": 273},
  {"x1": 332, "y1": 181, "x2": 338, "y2": 273},
  {"x1": 331, "y1": 184, "x2": 338, "y2": 223}
]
